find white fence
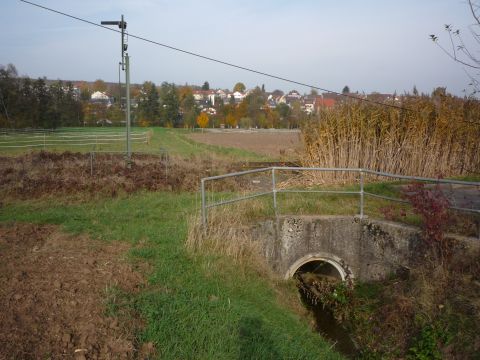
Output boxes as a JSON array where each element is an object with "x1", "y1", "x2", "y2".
[{"x1": 0, "y1": 130, "x2": 150, "y2": 149}]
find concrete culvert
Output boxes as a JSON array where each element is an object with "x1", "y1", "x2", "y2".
[
  {"x1": 285, "y1": 253, "x2": 352, "y2": 281},
  {"x1": 294, "y1": 260, "x2": 343, "y2": 281}
]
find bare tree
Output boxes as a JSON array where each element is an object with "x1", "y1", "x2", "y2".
[{"x1": 430, "y1": 0, "x2": 480, "y2": 95}]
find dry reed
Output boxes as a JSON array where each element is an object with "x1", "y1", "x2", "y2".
[
  {"x1": 186, "y1": 203, "x2": 273, "y2": 275},
  {"x1": 302, "y1": 94, "x2": 480, "y2": 181}
]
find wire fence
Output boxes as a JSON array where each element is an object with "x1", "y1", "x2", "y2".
[{"x1": 0, "y1": 129, "x2": 150, "y2": 149}]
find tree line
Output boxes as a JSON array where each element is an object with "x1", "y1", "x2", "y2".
[
  {"x1": 0, "y1": 64, "x2": 82, "y2": 129},
  {"x1": 0, "y1": 63, "x2": 312, "y2": 129},
  {"x1": 135, "y1": 82, "x2": 309, "y2": 129}
]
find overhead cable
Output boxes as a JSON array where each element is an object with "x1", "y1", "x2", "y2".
[{"x1": 19, "y1": 0, "x2": 412, "y2": 111}]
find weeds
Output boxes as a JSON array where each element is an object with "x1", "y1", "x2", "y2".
[
  {"x1": 407, "y1": 324, "x2": 444, "y2": 360},
  {"x1": 402, "y1": 182, "x2": 452, "y2": 264}
]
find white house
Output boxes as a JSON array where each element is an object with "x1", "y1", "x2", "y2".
[
  {"x1": 233, "y1": 91, "x2": 245, "y2": 101},
  {"x1": 91, "y1": 91, "x2": 109, "y2": 101},
  {"x1": 90, "y1": 91, "x2": 112, "y2": 107}
]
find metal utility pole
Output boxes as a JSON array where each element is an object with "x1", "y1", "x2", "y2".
[
  {"x1": 101, "y1": 15, "x2": 131, "y2": 165},
  {"x1": 125, "y1": 53, "x2": 131, "y2": 160}
]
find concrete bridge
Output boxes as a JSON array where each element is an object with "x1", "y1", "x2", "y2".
[{"x1": 247, "y1": 215, "x2": 478, "y2": 281}]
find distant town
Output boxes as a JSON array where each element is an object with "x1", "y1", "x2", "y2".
[
  {"x1": 0, "y1": 63, "x2": 416, "y2": 130},
  {"x1": 69, "y1": 78, "x2": 403, "y2": 129}
]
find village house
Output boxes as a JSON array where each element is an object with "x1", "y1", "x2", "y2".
[{"x1": 90, "y1": 91, "x2": 112, "y2": 107}]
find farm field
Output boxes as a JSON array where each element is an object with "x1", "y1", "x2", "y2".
[
  {"x1": 0, "y1": 128, "x2": 344, "y2": 360},
  {"x1": 187, "y1": 129, "x2": 302, "y2": 159}
]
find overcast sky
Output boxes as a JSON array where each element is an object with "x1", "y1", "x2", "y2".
[{"x1": 0, "y1": 0, "x2": 477, "y2": 95}]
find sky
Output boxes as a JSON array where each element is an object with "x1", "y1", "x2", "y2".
[{"x1": 0, "y1": 0, "x2": 478, "y2": 95}]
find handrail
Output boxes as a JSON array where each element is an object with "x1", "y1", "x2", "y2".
[{"x1": 200, "y1": 167, "x2": 480, "y2": 235}]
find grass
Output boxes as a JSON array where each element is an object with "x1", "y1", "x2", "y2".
[
  {"x1": 0, "y1": 127, "x2": 273, "y2": 162},
  {"x1": 0, "y1": 192, "x2": 343, "y2": 359},
  {"x1": 2, "y1": 126, "x2": 478, "y2": 358},
  {"x1": 152, "y1": 128, "x2": 274, "y2": 161},
  {"x1": 201, "y1": 179, "x2": 421, "y2": 228}
]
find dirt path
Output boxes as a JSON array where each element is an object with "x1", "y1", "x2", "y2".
[{"x1": 0, "y1": 223, "x2": 148, "y2": 360}]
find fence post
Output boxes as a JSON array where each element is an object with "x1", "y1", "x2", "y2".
[
  {"x1": 360, "y1": 170, "x2": 364, "y2": 219},
  {"x1": 90, "y1": 152, "x2": 93, "y2": 176},
  {"x1": 43, "y1": 133, "x2": 46, "y2": 150},
  {"x1": 272, "y1": 168, "x2": 278, "y2": 216},
  {"x1": 201, "y1": 179, "x2": 207, "y2": 228}
]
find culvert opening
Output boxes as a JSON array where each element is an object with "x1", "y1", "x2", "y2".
[
  {"x1": 294, "y1": 260, "x2": 343, "y2": 280},
  {"x1": 294, "y1": 260, "x2": 356, "y2": 358}
]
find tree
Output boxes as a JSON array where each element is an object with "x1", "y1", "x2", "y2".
[
  {"x1": 78, "y1": 81, "x2": 91, "y2": 101},
  {"x1": 243, "y1": 86, "x2": 266, "y2": 124},
  {"x1": 137, "y1": 81, "x2": 160, "y2": 125},
  {"x1": 430, "y1": 0, "x2": 480, "y2": 95},
  {"x1": 159, "y1": 82, "x2": 180, "y2": 127},
  {"x1": 276, "y1": 103, "x2": 291, "y2": 121},
  {"x1": 179, "y1": 86, "x2": 198, "y2": 128},
  {"x1": 413, "y1": 85, "x2": 419, "y2": 96},
  {"x1": 226, "y1": 113, "x2": 237, "y2": 128},
  {"x1": 93, "y1": 79, "x2": 107, "y2": 92},
  {"x1": 342, "y1": 86, "x2": 350, "y2": 94},
  {"x1": 290, "y1": 100, "x2": 304, "y2": 128},
  {"x1": 233, "y1": 82, "x2": 246, "y2": 93},
  {"x1": 201, "y1": 81, "x2": 210, "y2": 91},
  {"x1": 0, "y1": 63, "x2": 83, "y2": 129},
  {"x1": 0, "y1": 64, "x2": 19, "y2": 127},
  {"x1": 264, "y1": 105, "x2": 279, "y2": 128},
  {"x1": 235, "y1": 100, "x2": 248, "y2": 125},
  {"x1": 271, "y1": 89, "x2": 284, "y2": 97},
  {"x1": 196, "y1": 112, "x2": 209, "y2": 130}
]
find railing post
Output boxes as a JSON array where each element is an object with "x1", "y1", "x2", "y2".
[
  {"x1": 272, "y1": 168, "x2": 278, "y2": 216},
  {"x1": 360, "y1": 170, "x2": 364, "y2": 219},
  {"x1": 201, "y1": 179, "x2": 207, "y2": 228}
]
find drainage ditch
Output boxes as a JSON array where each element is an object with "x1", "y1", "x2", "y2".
[{"x1": 295, "y1": 261, "x2": 357, "y2": 358}]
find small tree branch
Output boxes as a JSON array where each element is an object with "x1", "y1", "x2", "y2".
[
  {"x1": 433, "y1": 40, "x2": 480, "y2": 69},
  {"x1": 468, "y1": 0, "x2": 480, "y2": 25}
]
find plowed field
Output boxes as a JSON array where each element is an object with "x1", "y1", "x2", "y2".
[{"x1": 0, "y1": 223, "x2": 150, "y2": 360}]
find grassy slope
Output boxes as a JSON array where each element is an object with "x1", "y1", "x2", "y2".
[{"x1": 0, "y1": 193, "x2": 343, "y2": 359}]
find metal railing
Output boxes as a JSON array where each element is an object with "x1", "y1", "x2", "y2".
[{"x1": 200, "y1": 167, "x2": 480, "y2": 236}]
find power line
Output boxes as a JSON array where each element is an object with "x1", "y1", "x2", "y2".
[{"x1": 19, "y1": 0, "x2": 412, "y2": 111}]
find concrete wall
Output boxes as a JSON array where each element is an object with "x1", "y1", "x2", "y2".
[{"x1": 249, "y1": 216, "x2": 421, "y2": 281}]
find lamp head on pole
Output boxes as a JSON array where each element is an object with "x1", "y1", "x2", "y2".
[{"x1": 100, "y1": 20, "x2": 127, "y2": 29}]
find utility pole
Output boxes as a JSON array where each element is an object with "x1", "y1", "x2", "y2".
[
  {"x1": 101, "y1": 15, "x2": 131, "y2": 165},
  {"x1": 125, "y1": 53, "x2": 131, "y2": 161}
]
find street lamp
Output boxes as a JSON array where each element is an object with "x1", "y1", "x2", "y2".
[{"x1": 101, "y1": 15, "x2": 131, "y2": 164}]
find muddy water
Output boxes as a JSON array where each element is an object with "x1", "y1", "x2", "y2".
[{"x1": 299, "y1": 288, "x2": 358, "y2": 358}]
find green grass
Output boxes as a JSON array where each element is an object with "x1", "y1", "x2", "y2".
[
  {"x1": 151, "y1": 128, "x2": 273, "y2": 161},
  {"x1": 0, "y1": 127, "x2": 272, "y2": 161},
  {"x1": 0, "y1": 192, "x2": 343, "y2": 359}
]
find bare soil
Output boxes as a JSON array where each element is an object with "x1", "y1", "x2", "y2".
[
  {"x1": 0, "y1": 223, "x2": 148, "y2": 360},
  {"x1": 188, "y1": 130, "x2": 302, "y2": 158}
]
